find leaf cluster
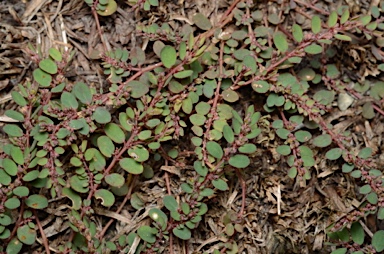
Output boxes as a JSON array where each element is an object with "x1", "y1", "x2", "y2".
[{"x1": 1, "y1": 0, "x2": 384, "y2": 253}]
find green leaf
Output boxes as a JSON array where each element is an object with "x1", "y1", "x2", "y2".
[
  {"x1": 191, "y1": 137, "x2": 202, "y2": 147},
  {"x1": 5, "y1": 110, "x2": 24, "y2": 121},
  {"x1": 130, "y1": 192, "x2": 144, "y2": 210},
  {"x1": 169, "y1": 80, "x2": 184, "y2": 94},
  {"x1": 51, "y1": 83, "x2": 65, "y2": 93},
  {"x1": 22, "y1": 170, "x2": 39, "y2": 182},
  {"x1": 331, "y1": 248, "x2": 347, "y2": 254},
  {"x1": 206, "y1": 141, "x2": 223, "y2": 160},
  {"x1": 223, "y1": 125, "x2": 235, "y2": 143},
  {"x1": 68, "y1": 119, "x2": 84, "y2": 130},
  {"x1": 97, "y1": 135, "x2": 115, "y2": 158},
  {"x1": 222, "y1": 89, "x2": 239, "y2": 102},
  {"x1": 325, "y1": 148, "x2": 342, "y2": 160},
  {"x1": 311, "y1": 15, "x2": 321, "y2": 34},
  {"x1": 272, "y1": 120, "x2": 284, "y2": 129},
  {"x1": 61, "y1": 92, "x2": 78, "y2": 109},
  {"x1": 164, "y1": 195, "x2": 178, "y2": 212},
  {"x1": 2, "y1": 158, "x2": 18, "y2": 176},
  {"x1": 229, "y1": 155, "x2": 250, "y2": 168},
  {"x1": 267, "y1": 93, "x2": 284, "y2": 107},
  {"x1": 298, "y1": 67, "x2": 316, "y2": 82},
  {"x1": 243, "y1": 55, "x2": 257, "y2": 73},
  {"x1": 146, "y1": 71, "x2": 158, "y2": 85},
  {"x1": 13, "y1": 186, "x2": 29, "y2": 197},
  {"x1": 70, "y1": 174, "x2": 90, "y2": 193},
  {"x1": 173, "y1": 225, "x2": 191, "y2": 240},
  {"x1": 327, "y1": 11, "x2": 338, "y2": 27},
  {"x1": 105, "y1": 123, "x2": 125, "y2": 144},
  {"x1": 0, "y1": 214, "x2": 12, "y2": 226},
  {"x1": 33, "y1": 68, "x2": 52, "y2": 87},
  {"x1": 362, "y1": 102, "x2": 375, "y2": 119},
  {"x1": 302, "y1": 153, "x2": 315, "y2": 170},
  {"x1": 128, "y1": 80, "x2": 149, "y2": 98},
  {"x1": 294, "y1": 130, "x2": 312, "y2": 143},
  {"x1": 25, "y1": 194, "x2": 48, "y2": 209},
  {"x1": 161, "y1": 46, "x2": 177, "y2": 68},
  {"x1": 292, "y1": 24, "x2": 303, "y2": 42},
  {"x1": 190, "y1": 114, "x2": 206, "y2": 126},
  {"x1": 288, "y1": 167, "x2": 297, "y2": 178},
  {"x1": 17, "y1": 225, "x2": 36, "y2": 245},
  {"x1": 138, "y1": 225, "x2": 157, "y2": 243},
  {"x1": 130, "y1": 46, "x2": 146, "y2": 66},
  {"x1": 273, "y1": 31, "x2": 288, "y2": 53},
  {"x1": 96, "y1": 0, "x2": 117, "y2": 16},
  {"x1": 137, "y1": 130, "x2": 152, "y2": 140},
  {"x1": 200, "y1": 188, "x2": 214, "y2": 197},
  {"x1": 62, "y1": 187, "x2": 81, "y2": 210},
  {"x1": 350, "y1": 222, "x2": 364, "y2": 245},
  {"x1": 359, "y1": 15, "x2": 371, "y2": 26},
  {"x1": 276, "y1": 128, "x2": 290, "y2": 139},
  {"x1": 179, "y1": 41, "x2": 187, "y2": 60},
  {"x1": 233, "y1": 49, "x2": 250, "y2": 60},
  {"x1": 6, "y1": 237, "x2": 23, "y2": 254},
  {"x1": 313, "y1": 134, "x2": 332, "y2": 147},
  {"x1": 105, "y1": 173, "x2": 125, "y2": 188},
  {"x1": 11, "y1": 91, "x2": 27, "y2": 107},
  {"x1": 359, "y1": 184, "x2": 371, "y2": 194},
  {"x1": 342, "y1": 163, "x2": 355, "y2": 173},
  {"x1": 192, "y1": 13, "x2": 212, "y2": 30},
  {"x1": 149, "y1": 208, "x2": 168, "y2": 230},
  {"x1": 340, "y1": 9, "x2": 349, "y2": 24},
  {"x1": 146, "y1": 119, "x2": 161, "y2": 128},
  {"x1": 5, "y1": 198, "x2": 20, "y2": 209},
  {"x1": 174, "y1": 70, "x2": 193, "y2": 79},
  {"x1": 334, "y1": 34, "x2": 351, "y2": 41},
  {"x1": 367, "y1": 192, "x2": 378, "y2": 205},
  {"x1": 372, "y1": 230, "x2": 384, "y2": 252},
  {"x1": 276, "y1": 145, "x2": 291, "y2": 156},
  {"x1": 371, "y1": 5, "x2": 380, "y2": 18},
  {"x1": 39, "y1": 59, "x2": 57, "y2": 74},
  {"x1": 93, "y1": 107, "x2": 111, "y2": 124},
  {"x1": 119, "y1": 158, "x2": 143, "y2": 174},
  {"x1": 358, "y1": 147, "x2": 372, "y2": 159},
  {"x1": 153, "y1": 40, "x2": 165, "y2": 58},
  {"x1": 195, "y1": 102, "x2": 211, "y2": 115},
  {"x1": 128, "y1": 146, "x2": 149, "y2": 162},
  {"x1": 148, "y1": 142, "x2": 160, "y2": 150},
  {"x1": 232, "y1": 30, "x2": 247, "y2": 40},
  {"x1": 49, "y1": 48, "x2": 62, "y2": 61},
  {"x1": 378, "y1": 207, "x2": 384, "y2": 220},
  {"x1": 181, "y1": 183, "x2": 193, "y2": 194},
  {"x1": 350, "y1": 170, "x2": 362, "y2": 178},
  {"x1": 304, "y1": 44, "x2": 322, "y2": 54},
  {"x1": 73, "y1": 82, "x2": 92, "y2": 104},
  {"x1": 194, "y1": 161, "x2": 208, "y2": 177},
  {"x1": 366, "y1": 81, "x2": 384, "y2": 100},
  {"x1": 3, "y1": 124, "x2": 23, "y2": 137},
  {"x1": 246, "y1": 128, "x2": 261, "y2": 139},
  {"x1": 252, "y1": 80, "x2": 270, "y2": 93},
  {"x1": 314, "y1": 89, "x2": 335, "y2": 105},
  {"x1": 181, "y1": 202, "x2": 190, "y2": 215},
  {"x1": 95, "y1": 189, "x2": 115, "y2": 207},
  {"x1": 212, "y1": 178, "x2": 228, "y2": 191},
  {"x1": 56, "y1": 128, "x2": 71, "y2": 139},
  {"x1": 369, "y1": 169, "x2": 382, "y2": 177},
  {"x1": 238, "y1": 144, "x2": 257, "y2": 154}
]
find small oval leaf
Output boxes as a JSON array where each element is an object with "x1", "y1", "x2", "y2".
[{"x1": 161, "y1": 46, "x2": 177, "y2": 68}]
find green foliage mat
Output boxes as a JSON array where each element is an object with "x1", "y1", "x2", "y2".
[{"x1": 1, "y1": 0, "x2": 384, "y2": 253}]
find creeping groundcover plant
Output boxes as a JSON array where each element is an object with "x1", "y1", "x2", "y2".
[{"x1": 0, "y1": 0, "x2": 384, "y2": 253}]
